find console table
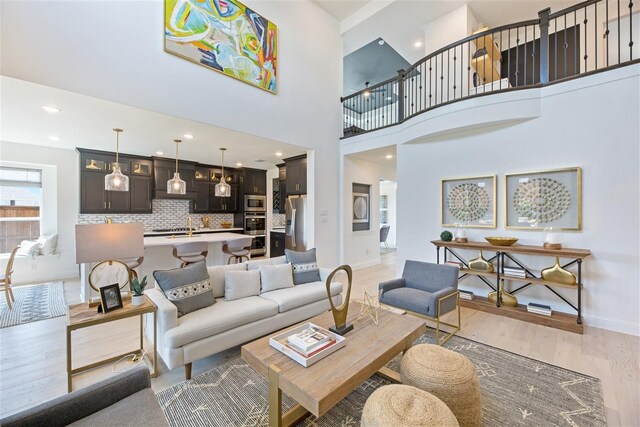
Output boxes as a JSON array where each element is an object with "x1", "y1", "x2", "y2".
[{"x1": 431, "y1": 240, "x2": 591, "y2": 334}]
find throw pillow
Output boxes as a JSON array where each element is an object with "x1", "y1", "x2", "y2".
[
  {"x1": 259, "y1": 263, "x2": 294, "y2": 293},
  {"x1": 285, "y1": 248, "x2": 321, "y2": 285},
  {"x1": 224, "y1": 270, "x2": 261, "y2": 301},
  {"x1": 246, "y1": 255, "x2": 286, "y2": 271},
  {"x1": 37, "y1": 234, "x2": 58, "y2": 255},
  {"x1": 207, "y1": 263, "x2": 247, "y2": 298},
  {"x1": 16, "y1": 240, "x2": 40, "y2": 258},
  {"x1": 153, "y1": 261, "x2": 214, "y2": 317}
]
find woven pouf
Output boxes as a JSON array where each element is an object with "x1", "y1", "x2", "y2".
[
  {"x1": 401, "y1": 344, "x2": 481, "y2": 427},
  {"x1": 361, "y1": 384, "x2": 459, "y2": 427}
]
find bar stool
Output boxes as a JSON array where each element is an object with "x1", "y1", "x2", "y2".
[
  {"x1": 172, "y1": 242, "x2": 208, "y2": 267},
  {"x1": 222, "y1": 237, "x2": 253, "y2": 264},
  {"x1": 120, "y1": 256, "x2": 144, "y2": 280}
]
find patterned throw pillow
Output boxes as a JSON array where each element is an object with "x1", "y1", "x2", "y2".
[
  {"x1": 153, "y1": 261, "x2": 214, "y2": 317},
  {"x1": 285, "y1": 248, "x2": 321, "y2": 285}
]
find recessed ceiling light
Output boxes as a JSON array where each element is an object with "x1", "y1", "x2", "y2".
[
  {"x1": 378, "y1": 39, "x2": 385, "y2": 46},
  {"x1": 156, "y1": 151, "x2": 164, "y2": 155},
  {"x1": 385, "y1": 154, "x2": 393, "y2": 159},
  {"x1": 49, "y1": 135, "x2": 60, "y2": 141},
  {"x1": 275, "y1": 152, "x2": 283, "y2": 157},
  {"x1": 236, "y1": 162, "x2": 243, "y2": 167},
  {"x1": 42, "y1": 105, "x2": 61, "y2": 113},
  {"x1": 183, "y1": 134, "x2": 194, "y2": 139},
  {"x1": 414, "y1": 41, "x2": 423, "y2": 48}
]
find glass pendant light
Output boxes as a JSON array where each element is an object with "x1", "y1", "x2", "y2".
[
  {"x1": 214, "y1": 148, "x2": 231, "y2": 197},
  {"x1": 105, "y1": 128, "x2": 129, "y2": 191},
  {"x1": 167, "y1": 139, "x2": 186, "y2": 194}
]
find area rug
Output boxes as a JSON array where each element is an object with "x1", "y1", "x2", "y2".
[
  {"x1": 157, "y1": 331, "x2": 606, "y2": 427},
  {"x1": 0, "y1": 282, "x2": 67, "y2": 328}
]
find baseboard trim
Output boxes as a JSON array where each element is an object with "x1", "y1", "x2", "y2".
[{"x1": 582, "y1": 313, "x2": 640, "y2": 336}]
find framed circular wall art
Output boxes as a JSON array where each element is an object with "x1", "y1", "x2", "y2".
[
  {"x1": 441, "y1": 175, "x2": 496, "y2": 228},
  {"x1": 505, "y1": 167, "x2": 582, "y2": 230}
]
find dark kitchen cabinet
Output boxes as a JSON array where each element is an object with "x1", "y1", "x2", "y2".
[
  {"x1": 243, "y1": 169, "x2": 267, "y2": 195},
  {"x1": 192, "y1": 181, "x2": 211, "y2": 213},
  {"x1": 270, "y1": 232, "x2": 285, "y2": 257},
  {"x1": 211, "y1": 184, "x2": 238, "y2": 212},
  {"x1": 79, "y1": 171, "x2": 131, "y2": 214},
  {"x1": 153, "y1": 158, "x2": 196, "y2": 199},
  {"x1": 285, "y1": 156, "x2": 307, "y2": 195},
  {"x1": 130, "y1": 176, "x2": 153, "y2": 213}
]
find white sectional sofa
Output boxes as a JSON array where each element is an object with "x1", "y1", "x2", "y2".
[{"x1": 145, "y1": 256, "x2": 342, "y2": 379}]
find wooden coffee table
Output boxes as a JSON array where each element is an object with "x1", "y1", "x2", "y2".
[{"x1": 241, "y1": 302, "x2": 426, "y2": 427}]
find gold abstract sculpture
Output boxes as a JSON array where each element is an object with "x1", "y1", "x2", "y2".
[
  {"x1": 357, "y1": 289, "x2": 384, "y2": 325},
  {"x1": 488, "y1": 280, "x2": 518, "y2": 307},
  {"x1": 468, "y1": 250, "x2": 494, "y2": 273},
  {"x1": 325, "y1": 265, "x2": 354, "y2": 335},
  {"x1": 541, "y1": 257, "x2": 576, "y2": 285}
]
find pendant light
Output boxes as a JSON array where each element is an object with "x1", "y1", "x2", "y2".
[
  {"x1": 167, "y1": 139, "x2": 186, "y2": 194},
  {"x1": 214, "y1": 148, "x2": 231, "y2": 197},
  {"x1": 105, "y1": 128, "x2": 129, "y2": 191}
]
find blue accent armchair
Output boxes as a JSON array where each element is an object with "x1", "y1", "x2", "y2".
[{"x1": 379, "y1": 260, "x2": 460, "y2": 345}]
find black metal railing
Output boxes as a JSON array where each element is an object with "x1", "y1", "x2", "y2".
[{"x1": 341, "y1": 0, "x2": 639, "y2": 138}]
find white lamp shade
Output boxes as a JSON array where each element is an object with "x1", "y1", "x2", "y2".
[
  {"x1": 215, "y1": 179, "x2": 231, "y2": 197},
  {"x1": 105, "y1": 164, "x2": 129, "y2": 191},
  {"x1": 75, "y1": 223, "x2": 144, "y2": 264},
  {"x1": 167, "y1": 172, "x2": 186, "y2": 194}
]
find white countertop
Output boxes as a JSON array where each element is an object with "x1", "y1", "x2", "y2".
[
  {"x1": 143, "y1": 227, "x2": 242, "y2": 236},
  {"x1": 271, "y1": 229, "x2": 285, "y2": 234},
  {"x1": 144, "y1": 232, "x2": 247, "y2": 247}
]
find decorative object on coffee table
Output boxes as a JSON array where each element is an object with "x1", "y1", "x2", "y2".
[
  {"x1": 361, "y1": 384, "x2": 459, "y2": 427},
  {"x1": 99, "y1": 283, "x2": 123, "y2": 313},
  {"x1": 357, "y1": 289, "x2": 384, "y2": 325},
  {"x1": 541, "y1": 257, "x2": 577, "y2": 285},
  {"x1": 468, "y1": 250, "x2": 494, "y2": 272},
  {"x1": 130, "y1": 275, "x2": 148, "y2": 306},
  {"x1": 484, "y1": 237, "x2": 518, "y2": 246},
  {"x1": 441, "y1": 175, "x2": 496, "y2": 228},
  {"x1": 543, "y1": 226, "x2": 563, "y2": 249},
  {"x1": 325, "y1": 264, "x2": 354, "y2": 335},
  {"x1": 401, "y1": 343, "x2": 481, "y2": 427},
  {"x1": 440, "y1": 230, "x2": 453, "y2": 242}
]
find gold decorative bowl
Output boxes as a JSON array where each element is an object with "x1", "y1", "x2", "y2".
[
  {"x1": 220, "y1": 222, "x2": 232, "y2": 229},
  {"x1": 485, "y1": 237, "x2": 518, "y2": 246}
]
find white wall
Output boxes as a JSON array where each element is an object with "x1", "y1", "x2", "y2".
[
  {"x1": 343, "y1": 156, "x2": 381, "y2": 269},
  {"x1": 0, "y1": 142, "x2": 78, "y2": 284},
  {"x1": 0, "y1": 0, "x2": 343, "y2": 267},
  {"x1": 379, "y1": 181, "x2": 397, "y2": 247},
  {"x1": 394, "y1": 66, "x2": 640, "y2": 335}
]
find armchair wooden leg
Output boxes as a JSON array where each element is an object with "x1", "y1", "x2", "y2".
[
  {"x1": 185, "y1": 363, "x2": 192, "y2": 380},
  {"x1": 4, "y1": 287, "x2": 12, "y2": 310}
]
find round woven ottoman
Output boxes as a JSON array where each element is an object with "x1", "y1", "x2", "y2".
[
  {"x1": 361, "y1": 384, "x2": 459, "y2": 427},
  {"x1": 401, "y1": 344, "x2": 481, "y2": 427}
]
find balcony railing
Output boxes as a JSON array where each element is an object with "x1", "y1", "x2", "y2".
[{"x1": 341, "y1": 0, "x2": 639, "y2": 138}]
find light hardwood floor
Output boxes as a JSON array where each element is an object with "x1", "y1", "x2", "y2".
[{"x1": 1, "y1": 251, "x2": 638, "y2": 425}]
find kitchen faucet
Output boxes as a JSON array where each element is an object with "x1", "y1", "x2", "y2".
[{"x1": 187, "y1": 216, "x2": 193, "y2": 238}]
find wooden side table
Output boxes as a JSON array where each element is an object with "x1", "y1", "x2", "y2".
[{"x1": 66, "y1": 295, "x2": 157, "y2": 392}]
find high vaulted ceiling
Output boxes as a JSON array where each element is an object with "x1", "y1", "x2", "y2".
[{"x1": 313, "y1": 0, "x2": 372, "y2": 21}]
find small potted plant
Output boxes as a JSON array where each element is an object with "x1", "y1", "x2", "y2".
[{"x1": 130, "y1": 275, "x2": 148, "y2": 306}]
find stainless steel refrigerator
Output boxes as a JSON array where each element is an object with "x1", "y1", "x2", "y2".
[{"x1": 285, "y1": 195, "x2": 307, "y2": 251}]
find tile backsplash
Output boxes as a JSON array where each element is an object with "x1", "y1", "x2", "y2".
[
  {"x1": 272, "y1": 213, "x2": 286, "y2": 227},
  {"x1": 77, "y1": 199, "x2": 234, "y2": 231}
]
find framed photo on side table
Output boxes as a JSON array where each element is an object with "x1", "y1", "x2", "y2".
[
  {"x1": 441, "y1": 175, "x2": 496, "y2": 228},
  {"x1": 99, "y1": 283, "x2": 123, "y2": 313},
  {"x1": 505, "y1": 167, "x2": 582, "y2": 230}
]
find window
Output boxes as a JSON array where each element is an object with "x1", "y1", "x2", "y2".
[
  {"x1": 380, "y1": 194, "x2": 388, "y2": 224},
  {"x1": 0, "y1": 167, "x2": 42, "y2": 253}
]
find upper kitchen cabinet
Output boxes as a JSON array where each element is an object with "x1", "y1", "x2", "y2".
[
  {"x1": 152, "y1": 158, "x2": 196, "y2": 199},
  {"x1": 285, "y1": 155, "x2": 307, "y2": 195},
  {"x1": 242, "y1": 169, "x2": 267, "y2": 195},
  {"x1": 130, "y1": 175, "x2": 153, "y2": 213}
]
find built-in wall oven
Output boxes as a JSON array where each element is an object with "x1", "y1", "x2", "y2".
[
  {"x1": 244, "y1": 195, "x2": 267, "y2": 212},
  {"x1": 244, "y1": 212, "x2": 267, "y2": 256}
]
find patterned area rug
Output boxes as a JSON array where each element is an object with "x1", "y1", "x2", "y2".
[
  {"x1": 157, "y1": 331, "x2": 606, "y2": 427},
  {"x1": 0, "y1": 282, "x2": 67, "y2": 328}
]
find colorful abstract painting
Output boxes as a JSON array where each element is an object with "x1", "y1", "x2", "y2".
[{"x1": 165, "y1": 0, "x2": 277, "y2": 93}]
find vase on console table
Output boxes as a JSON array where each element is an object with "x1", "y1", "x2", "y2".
[{"x1": 468, "y1": 251, "x2": 494, "y2": 273}]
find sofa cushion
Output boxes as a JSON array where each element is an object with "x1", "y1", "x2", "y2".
[
  {"x1": 207, "y1": 263, "x2": 247, "y2": 298},
  {"x1": 225, "y1": 270, "x2": 261, "y2": 301},
  {"x1": 246, "y1": 255, "x2": 286, "y2": 271},
  {"x1": 259, "y1": 280, "x2": 343, "y2": 313},
  {"x1": 69, "y1": 388, "x2": 167, "y2": 427},
  {"x1": 380, "y1": 287, "x2": 434, "y2": 316},
  {"x1": 259, "y1": 263, "x2": 294, "y2": 292},
  {"x1": 164, "y1": 296, "x2": 278, "y2": 348},
  {"x1": 153, "y1": 261, "x2": 214, "y2": 317},
  {"x1": 285, "y1": 248, "x2": 321, "y2": 285}
]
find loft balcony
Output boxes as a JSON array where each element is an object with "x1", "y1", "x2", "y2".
[{"x1": 340, "y1": 0, "x2": 639, "y2": 139}]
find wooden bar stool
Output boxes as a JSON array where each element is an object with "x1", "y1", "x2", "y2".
[
  {"x1": 222, "y1": 237, "x2": 253, "y2": 264},
  {"x1": 1, "y1": 246, "x2": 19, "y2": 309},
  {"x1": 172, "y1": 242, "x2": 208, "y2": 267}
]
